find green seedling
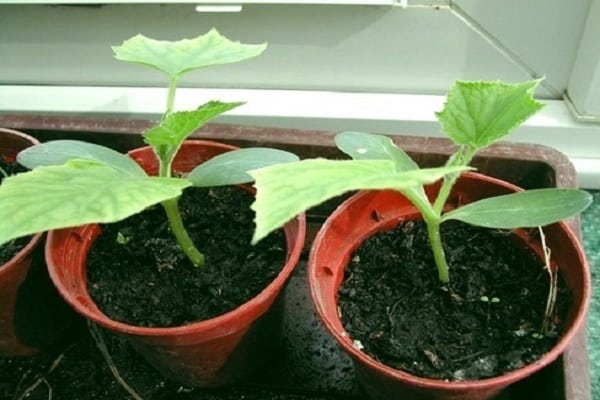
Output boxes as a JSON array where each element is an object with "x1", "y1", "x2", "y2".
[
  {"x1": 250, "y1": 79, "x2": 592, "y2": 283},
  {"x1": 116, "y1": 232, "x2": 130, "y2": 245},
  {"x1": 0, "y1": 30, "x2": 298, "y2": 267}
]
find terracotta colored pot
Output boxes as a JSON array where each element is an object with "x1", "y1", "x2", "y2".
[
  {"x1": 0, "y1": 128, "x2": 46, "y2": 356},
  {"x1": 308, "y1": 172, "x2": 590, "y2": 400},
  {"x1": 46, "y1": 140, "x2": 306, "y2": 387}
]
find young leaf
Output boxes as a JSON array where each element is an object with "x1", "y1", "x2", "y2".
[
  {"x1": 143, "y1": 101, "x2": 243, "y2": 170},
  {"x1": 17, "y1": 140, "x2": 146, "y2": 178},
  {"x1": 250, "y1": 159, "x2": 469, "y2": 244},
  {"x1": 441, "y1": 188, "x2": 592, "y2": 228},
  {"x1": 436, "y1": 80, "x2": 544, "y2": 149},
  {"x1": 187, "y1": 148, "x2": 299, "y2": 187},
  {"x1": 112, "y1": 29, "x2": 267, "y2": 81},
  {"x1": 0, "y1": 160, "x2": 191, "y2": 247},
  {"x1": 335, "y1": 131, "x2": 419, "y2": 172}
]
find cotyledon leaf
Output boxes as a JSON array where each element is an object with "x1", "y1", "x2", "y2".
[
  {"x1": 187, "y1": 147, "x2": 299, "y2": 187},
  {"x1": 335, "y1": 131, "x2": 419, "y2": 172},
  {"x1": 17, "y1": 140, "x2": 146, "y2": 177},
  {"x1": 441, "y1": 188, "x2": 592, "y2": 228}
]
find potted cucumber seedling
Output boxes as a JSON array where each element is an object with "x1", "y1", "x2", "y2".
[
  {"x1": 0, "y1": 30, "x2": 305, "y2": 387},
  {"x1": 249, "y1": 79, "x2": 591, "y2": 400}
]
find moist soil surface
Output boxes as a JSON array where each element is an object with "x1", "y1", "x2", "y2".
[
  {"x1": 0, "y1": 157, "x2": 31, "y2": 266},
  {"x1": 339, "y1": 220, "x2": 570, "y2": 381},
  {"x1": 87, "y1": 186, "x2": 286, "y2": 327}
]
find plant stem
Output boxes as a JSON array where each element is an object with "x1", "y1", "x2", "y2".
[
  {"x1": 401, "y1": 188, "x2": 449, "y2": 283},
  {"x1": 0, "y1": 165, "x2": 8, "y2": 179},
  {"x1": 161, "y1": 198, "x2": 205, "y2": 267},
  {"x1": 166, "y1": 77, "x2": 179, "y2": 115},
  {"x1": 425, "y1": 218, "x2": 450, "y2": 283},
  {"x1": 161, "y1": 74, "x2": 205, "y2": 267},
  {"x1": 433, "y1": 147, "x2": 477, "y2": 215},
  {"x1": 159, "y1": 157, "x2": 172, "y2": 178}
]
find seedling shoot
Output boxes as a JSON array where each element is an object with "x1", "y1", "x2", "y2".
[
  {"x1": 0, "y1": 30, "x2": 299, "y2": 267},
  {"x1": 250, "y1": 80, "x2": 592, "y2": 283}
]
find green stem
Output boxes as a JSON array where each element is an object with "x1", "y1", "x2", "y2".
[
  {"x1": 425, "y1": 218, "x2": 450, "y2": 283},
  {"x1": 159, "y1": 157, "x2": 172, "y2": 178},
  {"x1": 166, "y1": 77, "x2": 179, "y2": 115},
  {"x1": 432, "y1": 147, "x2": 477, "y2": 215},
  {"x1": 0, "y1": 166, "x2": 8, "y2": 179},
  {"x1": 401, "y1": 188, "x2": 449, "y2": 283},
  {"x1": 158, "y1": 76, "x2": 181, "y2": 178},
  {"x1": 161, "y1": 198, "x2": 205, "y2": 267}
]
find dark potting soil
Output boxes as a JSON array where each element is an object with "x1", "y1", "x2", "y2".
[
  {"x1": 86, "y1": 186, "x2": 287, "y2": 327},
  {"x1": 339, "y1": 220, "x2": 571, "y2": 381},
  {"x1": 0, "y1": 157, "x2": 31, "y2": 266}
]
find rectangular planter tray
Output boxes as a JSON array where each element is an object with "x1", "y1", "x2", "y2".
[{"x1": 0, "y1": 114, "x2": 592, "y2": 400}]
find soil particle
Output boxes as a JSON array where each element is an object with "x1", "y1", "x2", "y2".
[
  {"x1": 339, "y1": 220, "x2": 570, "y2": 381},
  {"x1": 86, "y1": 186, "x2": 286, "y2": 327}
]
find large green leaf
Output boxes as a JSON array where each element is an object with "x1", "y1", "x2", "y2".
[
  {"x1": 187, "y1": 147, "x2": 299, "y2": 187},
  {"x1": 143, "y1": 101, "x2": 243, "y2": 170},
  {"x1": 17, "y1": 140, "x2": 146, "y2": 177},
  {"x1": 112, "y1": 29, "x2": 267, "y2": 80},
  {"x1": 0, "y1": 160, "x2": 191, "y2": 246},
  {"x1": 250, "y1": 159, "x2": 468, "y2": 243},
  {"x1": 335, "y1": 131, "x2": 419, "y2": 171},
  {"x1": 435, "y1": 80, "x2": 544, "y2": 149},
  {"x1": 441, "y1": 188, "x2": 592, "y2": 228}
]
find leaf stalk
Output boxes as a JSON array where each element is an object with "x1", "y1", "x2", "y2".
[
  {"x1": 166, "y1": 76, "x2": 179, "y2": 115},
  {"x1": 433, "y1": 146, "x2": 477, "y2": 215}
]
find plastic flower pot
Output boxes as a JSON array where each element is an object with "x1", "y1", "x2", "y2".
[
  {"x1": 0, "y1": 128, "x2": 46, "y2": 356},
  {"x1": 308, "y1": 172, "x2": 590, "y2": 400},
  {"x1": 46, "y1": 140, "x2": 306, "y2": 387}
]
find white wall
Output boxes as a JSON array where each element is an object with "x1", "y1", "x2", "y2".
[{"x1": 0, "y1": 2, "x2": 591, "y2": 97}]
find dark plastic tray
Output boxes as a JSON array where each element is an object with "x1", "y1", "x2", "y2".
[{"x1": 0, "y1": 115, "x2": 591, "y2": 400}]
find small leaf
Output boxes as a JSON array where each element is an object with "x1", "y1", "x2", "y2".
[
  {"x1": 250, "y1": 159, "x2": 468, "y2": 243},
  {"x1": 335, "y1": 131, "x2": 419, "y2": 172},
  {"x1": 187, "y1": 147, "x2": 299, "y2": 187},
  {"x1": 112, "y1": 29, "x2": 267, "y2": 80},
  {"x1": 17, "y1": 140, "x2": 146, "y2": 177},
  {"x1": 441, "y1": 188, "x2": 592, "y2": 228},
  {"x1": 436, "y1": 80, "x2": 544, "y2": 149},
  {"x1": 143, "y1": 101, "x2": 243, "y2": 169},
  {"x1": 116, "y1": 232, "x2": 130, "y2": 245},
  {"x1": 0, "y1": 160, "x2": 191, "y2": 246}
]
